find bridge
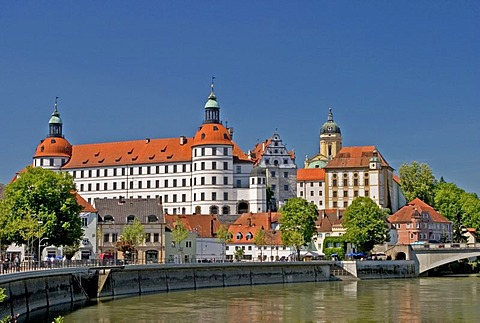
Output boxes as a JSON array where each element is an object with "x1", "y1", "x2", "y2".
[{"x1": 386, "y1": 243, "x2": 480, "y2": 274}]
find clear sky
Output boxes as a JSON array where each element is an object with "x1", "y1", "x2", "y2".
[{"x1": 1, "y1": 2, "x2": 479, "y2": 195}]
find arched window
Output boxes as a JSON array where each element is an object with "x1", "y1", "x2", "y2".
[
  {"x1": 246, "y1": 232, "x2": 253, "y2": 241},
  {"x1": 222, "y1": 206, "x2": 230, "y2": 215},
  {"x1": 237, "y1": 201, "x2": 249, "y2": 215},
  {"x1": 103, "y1": 215, "x2": 114, "y2": 223},
  {"x1": 236, "y1": 232, "x2": 243, "y2": 240},
  {"x1": 127, "y1": 215, "x2": 136, "y2": 224},
  {"x1": 147, "y1": 215, "x2": 158, "y2": 223},
  {"x1": 210, "y1": 205, "x2": 219, "y2": 215}
]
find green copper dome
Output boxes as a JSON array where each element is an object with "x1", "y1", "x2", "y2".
[
  {"x1": 320, "y1": 108, "x2": 341, "y2": 135},
  {"x1": 49, "y1": 107, "x2": 62, "y2": 125},
  {"x1": 204, "y1": 91, "x2": 219, "y2": 109}
]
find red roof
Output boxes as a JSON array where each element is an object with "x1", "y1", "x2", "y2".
[
  {"x1": 250, "y1": 139, "x2": 295, "y2": 166},
  {"x1": 228, "y1": 212, "x2": 282, "y2": 244},
  {"x1": 324, "y1": 146, "x2": 390, "y2": 169},
  {"x1": 62, "y1": 133, "x2": 250, "y2": 169},
  {"x1": 75, "y1": 192, "x2": 97, "y2": 212},
  {"x1": 164, "y1": 214, "x2": 222, "y2": 238},
  {"x1": 388, "y1": 198, "x2": 451, "y2": 224},
  {"x1": 297, "y1": 168, "x2": 325, "y2": 181},
  {"x1": 34, "y1": 137, "x2": 72, "y2": 158}
]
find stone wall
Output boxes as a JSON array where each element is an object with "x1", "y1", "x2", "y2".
[{"x1": 355, "y1": 260, "x2": 416, "y2": 279}]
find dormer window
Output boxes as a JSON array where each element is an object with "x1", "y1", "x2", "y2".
[
  {"x1": 246, "y1": 232, "x2": 253, "y2": 240},
  {"x1": 236, "y1": 232, "x2": 243, "y2": 240}
]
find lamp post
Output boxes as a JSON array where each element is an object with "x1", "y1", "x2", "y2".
[{"x1": 37, "y1": 220, "x2": 43, "y2": 267}]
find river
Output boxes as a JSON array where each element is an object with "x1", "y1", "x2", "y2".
[{"x1": 63, "y1": 276, "x2": 480, "y2": 322}]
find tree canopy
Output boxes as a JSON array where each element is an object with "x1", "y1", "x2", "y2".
[
  {"x1": 0, "y1": 166, "x2": 83, "y2": 248},
  {"x1": 116, "y1": 218, "x2": 145, "y2": 262},
  {"x1": 343, "y1": 197, "x2": 390, "y2": 253},
  {"x1": 171, "y1": 217, "x2": 189, "y2": 245},
  {"x1": 399, "y1": 161, "x2": 437, "y2": 205},
  {"x1": 280, "y1": 197, "x2": 318, "y2": 260}
]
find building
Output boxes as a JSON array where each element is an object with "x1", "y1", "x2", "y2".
[
  {"x1": 388, "y1": 198, "x2": 453, "y2": 244},
  {"x1": 164, "y1": 215, "x2": 197, "y2": 263},
  {"x1": 95, "y1": 197, "x2": 165, "y2": 263},
  {"x1": 250, "y1": 132, "x2": 297, "y2": 210},
  {"x1": 297, "y1": 168, "x2": 326, "y2": 210},
  {"x1": 32, "y1": 86, "x2": 267, "y2": 216},
  {"x1": 298, "y1": 109, "x2": 405, "y2": 212},
  {"x1": 311, "y1": 209, "x2": 345, "y2": 256},
  {"x1": 74, "y1": 193, "x2": 98, "y2": 260},
  {"x1": 225, "y1": 212, "x2": 293, "y2": 261}
]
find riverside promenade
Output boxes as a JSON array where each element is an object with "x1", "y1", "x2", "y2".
[{"x1": 0, "y1": 260, "x2": 416, "y2": 320}]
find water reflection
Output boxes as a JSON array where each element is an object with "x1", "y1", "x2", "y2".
[{"x1": 64, "y1": 277, "x2": 480, "y2": 322}]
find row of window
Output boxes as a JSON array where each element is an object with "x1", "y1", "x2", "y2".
[
  {"x1": 265, "y1": 158, "x2": 291, "y2": 166},
  {"x1": 72, "y1": 164, "x2": 189, "y2": 178},
  {"x1": 332, "y1": 190, "x2": 366, "y2": 198},
  {"x1": 299, "y1": 190, "x2": 323, "y2": 197},
  {"x1": 38, "y1": 158, "x2": 66, "y2": 167},
  {"x1": 299, "y1": 182, "x2": 323, "y2": 188},
  {"x1": 226, "y1": 245, "x2": 288, "y2": 251},
  {"x1": 77, "y1": 175, "x2": 244, "y2": 192},
  {"x1": 194, "y1": 147, "x2": 230, "y2": 157},
  {"x1": 332, "y1": 178, "x2": 369, "y2": 187},
  {"x1": 270, "y1": 184, "x2": 289, "y2": 191},
  {"x1": 270, "y1": 171, "x2": 291, "y2": 178},
  {"x1": 192, "y1": 192, "x2": 229, "y2": 202},
  {"x1": 103, "y1": 232, "x2": 161, "y2": 243},
  {"x1": 193, "y1": 161, "x2": 231, "y2": 171}
]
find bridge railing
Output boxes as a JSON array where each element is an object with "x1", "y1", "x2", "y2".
[{"x1": 410, "y1": 243, "x2": 480, "y2": 250}]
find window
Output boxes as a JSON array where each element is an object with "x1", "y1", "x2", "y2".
[
  {"x1": 354, "y1": 178, "x2": 358, "y2": 186},
  {"x1": 212, "y1": 176, "x2": 217, "y2": 185},
  {"x1": 284, "y1": 172, "x2": 288, "y2": 178},
  {"x1": 310, "y1": 191, "x2": 314, "y2": 196},
  {"x1": 300, "y1": 182, "x2": 303, "y2": 188},
  {"x1": 344, "y1": 201, "x2": 348, "y2": 207},
  {"x1": 146, "y1": 180, "x2": 151, "y2": 188},
  {"x1": 283, "y1": 159, "x2": 288, "y2": 164},
  {"x1": 81, "y1": 218, "x2": 88, "y2": 227},
  {"x1": 284, "y1": 185, "x2": 289, "y2": 191},
  {"x1": 147, "y1": 215, "x2": 158, "y2": 223},
  {"x1": 333, "y1": 201, "x2": 337, "y2": 208},
  {"x1": 271, "y1": 184, "x2": 276, "y2": 190},
  {"x1": 183, "y1": 164, "x2": 187, "y2": 172},
  {"x1": 212, "y1": 162, "x2": 217, "y2": 170},
  {"x1": 365, "y1": 179, "x2": 369, "y2": 186},
  {"x1": 104, "y1": 183, "x2": 108, "y2": 191},
  {"x1": 155, "y1": 180, "x2": 160, "y2": 188},
  {"x1": 300, "y1": 191, "x2": 303, "y2": 197},
  {"x1": 165, "y1": 165, "x2": 169, "y2": 173},
  {"x1": 129, "y1": 181, "x2": 134, "y2": 189},
  {"x1": 112, "y1": 233, "x2": 118, "y2": 242},
  {"x1": 212, "y1": 192, "x2": 217, "y2": 201},
  {"x1": 343, "y1": 191, "x2": 348, "y2": 198},
  {"x1": 88, "y1": 183, "x2": 92, "y2": 191},
  {"x1": 122, "y1": 182, "x2": 126, "y2": 190},
  {"x1": 127, "y1": 215, "x2": 135, "y2": 224},
  {"x1": 182, "y1": 178, "x2": 186, "y2": 187},
  {"x1": 236, "y1": 179, "x2": 241, "y2": 187},
  {"x1": 224, "y1": 192, "x2": 228, "y2": 201},
  {"x1": 236, "y1": 165, "x2": 241, "y2": 174},
  {"x1": 365, "y1": 190, "x2": 369, "y2": 197},
  {"x1": 310, "y1": 182, "x2": 314, "y2": 187},
  {"x1": 186, "y1": 241, "x2": 192, "y2": 248},
  {"x1": 173, "y1": 165, "x2": 177, "y2": 173},
  {"x1": 333, "y1": 191, "x2": 337, "y2": 198},
  {"x1": 103, "y1": 234, "x2": 109, "y2": 243},
  {"x1": 224, "y1": 176, "x2": 228, "y2": 185},
  {"x1": 138, "y1": 181, "x2": 142, "y2": 189},
  {"x1": 224, "y1": 162, "x2": 228, "y2": 170},
  {"x1": 201, "y1": 162, "x2": 205, "y2": 170},
  {"x1": 164, "y1": 179, "x2": 168, "y2": 187},
  {"x1": 164, "y1": 195, "x2": 168, "y2": 203},
  {"x1": 173, "y1": 179, "x2": 177, "y2": 187},
  {"x1": 212, "y1": 148, "x2": 216, "y2": 156},
  {"x1": 138, "y1": 167, "x2": 142, "y2": 175},
  {"x1": 80, "y1": 184, "x2": 84, "y2": 191},
  {"x1": 173, "y1": 194, "x2": 177, "y2": 202},
  {"x1": 201, "y1": 148, "x2": 205, "y2": 156},
  {"x1": 201, "y1": 177, "x2": 205, "y2": 185},
  {"x1": 182, "y1": 194, "x2": 186, "y2": 202},
  {"x1": 271, "y1": 171, "x2": 276, "y2": 178},
  {"x1": 223, "y1": 147, "x2": 228, "y2": 155},
  {"x1": 343, "y1": 179, "x2": 348, "y2": 186},
  {"x1": 201, "y1": 192, "x2": 205, "y2": 201},
  {"x1": 319, "y1": 191, "x2": 323, "y2": 196},
  {"x1": 130, "y1": 168, "x2": 134, "y2": 175},
  {"x1": 333, "y1": 179, "x2": 337, "y2": 186},
  {"x1": 145, "y1": 233, "x2": 151, "y2": 242},
  {"x1": 153, "y1": 233, "x2": 159, "y2": 242},
  {"x1": 354, "y1": 190, "x2": 358, "y2": 197}
]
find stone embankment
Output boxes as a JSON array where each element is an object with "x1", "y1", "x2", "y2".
[{"x1": 0, "y1": 261, "x2": 416, "y2": 320}]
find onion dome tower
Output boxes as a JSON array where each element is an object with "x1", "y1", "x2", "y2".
[
  {"x1": 33, "y1": 98, "x2": 72, "y2": 170},
  {"x1": 319, "y1": 108, "x2": 342, "y2": 161}
]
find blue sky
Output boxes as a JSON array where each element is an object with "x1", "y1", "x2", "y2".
[{"x1": 1, "y1": 2, "x2": 479, "y2": 195}]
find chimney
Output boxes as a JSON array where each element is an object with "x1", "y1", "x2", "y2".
[
  {"x1": 180, "y1": 136, "x2": 187, "y2": 145},
  {"x1": 247, "y1": 218, "x2": 252, "y2": 227},
  {"x1": 268, "y1": 211, "x2": 272, "y2": 229},
  {"x1": 145, "y1": 138, "x2": 150, "y2": 144},
  {"x1": 228, "y1": 127, "x2": 234, "y2": 139}
]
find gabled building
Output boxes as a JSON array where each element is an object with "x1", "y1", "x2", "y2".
[
  {"x1": 296, "y1": 168, "x2": 326, "y2": 210},
  {"x1": 225, "y1": 212, "x2": 293, "y2": 261},
  {"x1": 250, "y1": 132, "x2": 297, "y2": 210},
  {"x1": 311, "y1": 209, "x2": 345, "y2": 256},
  {"x1": 388, "y1": 198, "x2": 453, "y2": 244},
  {"x1": 95, "y1": 197, "x2": 165, "y2": 263},
  {"x1": 31, "y1": 85, "x2": 267, "y2": 216},
  {"x1": 74, "y1": 193, "x2": 98, "y2": 260}
]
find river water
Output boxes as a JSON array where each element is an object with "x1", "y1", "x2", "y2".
[{"x1": 63, "y1": 276, "x2": 480, "y2": 322}]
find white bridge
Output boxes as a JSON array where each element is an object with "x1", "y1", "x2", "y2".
[{"x1": 386, "y1": 243, "x2": 480, "y2": 274}]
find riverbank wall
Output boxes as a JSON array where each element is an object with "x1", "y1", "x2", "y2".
[{"x1": 0, "y1": 261, "x2": 415, "y2": 320}]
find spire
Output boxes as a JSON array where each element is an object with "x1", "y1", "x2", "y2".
[
  {"x1": 328, "y1": 107, "x2": 333, "y2": 121},
  {"x1": 48, "y1": 97, "x2": 63, "y2": 137},
  {"x1": 204, "y1": 77, "x2": 220, "y2": 124}
]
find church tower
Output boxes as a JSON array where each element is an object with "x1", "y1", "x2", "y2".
[
  {"x1": 204, "y1": 81, "x2": 220, "y2": 124},
  {"x1": 319, "y1": 108, "x2": 342, "y2": 160},
  {"x1": 304, "y1": 108, "x2": 343, "y2": 168}
]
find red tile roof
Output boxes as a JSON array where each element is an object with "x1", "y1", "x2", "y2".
[
  {"x1": 297, "y1": 168, "x2": 325, "y2": 181},
  {"x1": 164, "y1": 214, "x2": 222, "y2": 238},
  {"x1": 34, "y1": 137, "x2": 72, "y2": 158},
  {"x1": 324, "y1": 146, "x2": 390, "y2": 169},
  {"x1": 388, "y1": 198, "x2": 451, "y2": 224},
  {"x1": 316, "y1": 209, "x2": 344, "y2": 232},
  {"x1": 229, "y1": 212, "x2": 282, "y2": 244},
  {"x1": 250, "y1": 139, "x2": 295, "y2": 166},
  {"x1": 75, "y1": 192, "x2": 97, "y2": 212},
  {"x1": 63, "y1": 132, "x2": 250, "y2": 169},
  {"x1": 192, "y1": 123, "x2": 234, "y2": 147}
]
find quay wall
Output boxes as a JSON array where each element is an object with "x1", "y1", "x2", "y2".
[{"x1": 0, "y1": 261, "x2": 415, "y2": 319}]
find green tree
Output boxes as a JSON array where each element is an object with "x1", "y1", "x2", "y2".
[
  {"x1": 234, "y1": 248, "x2": 244, "y2": 261},
  {"x1": 266, "y1": 186, "x2": 276, "y2": 211},
  {"x1": 399, "y1": 161, "x2": 437, "y2": 205},
  {"x1": 1, "y1": 167, "x2": 83, "y2": 249},
  {"x1": 216, "y1": 224, "x2": 232, "y2": 262},
  {"x1": 343, "y1": 197, "x2": 390, "y2": 253},
  {"x1": 253, "y1": 228, "x2": 267, "y2": 261},
  {"x1": 171, "y1": 217, "x2": 189, "y2": 263},
  {"x1": 117, "y1": 218, "x2": 145, "y2": 263},
  {"x1": 280, "y1": 197, "x2": 318, "y2": 261}
]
